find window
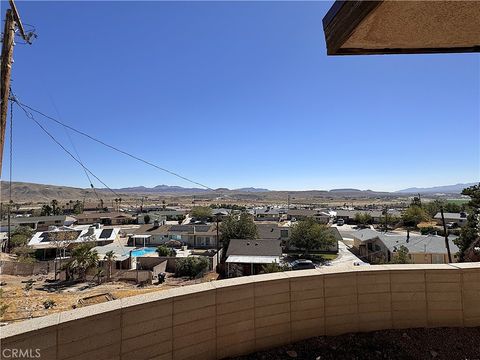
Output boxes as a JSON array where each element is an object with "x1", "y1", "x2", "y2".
[
  {"x1": 367, "y1": 243, "x2": 373, "y2": 251},
  {"x1": 374, "y1": 244, "x2": 381, "y2": 252},
  {"x1": 205, "y1": 237, "x2": 210, "y2": 246}
]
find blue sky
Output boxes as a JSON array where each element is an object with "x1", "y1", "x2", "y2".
[{"x1": 2, "y1": 1, "x2": 479, "y2": 192}]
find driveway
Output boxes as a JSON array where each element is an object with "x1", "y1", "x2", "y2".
[{"x1": 325, "y1": 240, "x2": 368, "y2": 268}]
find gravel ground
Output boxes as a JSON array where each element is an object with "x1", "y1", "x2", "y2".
[{"x1": 231, "y1": 327, "x2": 480, "y2": 360}]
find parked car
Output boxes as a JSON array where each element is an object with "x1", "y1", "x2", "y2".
[
  {"x1": 337, "y1": 218, "x2": 345, "y2": 226},
  {"x1": 291, "y1": 259, "x2": 316, "y2": 270},
  {"x1": 446, "y1": 222, "x2": 458, "y2": 229}
]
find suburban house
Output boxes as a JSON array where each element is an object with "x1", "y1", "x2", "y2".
[
  {"x1": 74, "y1": 212, "x2": 135, "y2": 225},
  {"x1": 335, "y1": 209, "x2": 401, "y2": 224},
  {"x1": 254, "y1": 207, "x2": 283, "y2": 221},
  {"x1": 286, "y1": 209, "x2": 330, "y2": 224},
  {"x1": 138, "y1": 210, "x2": 186, "y2": 224},
  {"x1": 131, "y1": 223, "x2": 219, "y2": 248},
  {"x1": 256, "y1": 223, "x2": 340, "y2": 253},
  {"x1": 225, "y1": 239, "x2": 283, "y2": 278},
  {"x1": 28, "y1": 224, "x2": 121, "y2": 259},
  {"x1": 7, "y1": 215, "x2": 76, "y2": 231},
  {"x1": 434, "y1": 212, "x2": 469, "y2": 228},
  {"x1": 352, "y1": 229, "x2": 459, "y2": 264},
  {"x1": 256, "y1": 223, "x2": 291, "y2": 240},
  {"x1": 92, "y1": 242, "x2": 136, "y2": 270}
]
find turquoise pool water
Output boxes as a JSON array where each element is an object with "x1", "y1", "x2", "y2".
[{"x1": 131, "y1": 247, "x2": 157, "y2": 257}]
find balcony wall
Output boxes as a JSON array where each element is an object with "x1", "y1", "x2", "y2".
[{"x1": 1, "y1": 263, "x2": 479, "y2": 360}]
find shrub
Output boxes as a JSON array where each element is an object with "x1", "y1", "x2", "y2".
[
  {"x1": 43, "y1": 299, "x2": 56, "y2": 309},
  {"x1": 175, "y1": 257, "x2": 209, "y2": 278},
  {"x1": 156, "y1": 245, "x2": 175, "y2": 257},
  {"x1": 261, "y1": 262, "x2": 290, "y2": 273}
]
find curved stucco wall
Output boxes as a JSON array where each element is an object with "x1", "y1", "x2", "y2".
[{"x1": 1, "y1": 263, "x2": 479, "y2": 360}]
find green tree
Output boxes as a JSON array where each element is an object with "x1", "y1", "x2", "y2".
[
  {"x1": 354, "y1": 212, "x2": 373, "y2": 227},
  {"x1": 66, "y1": 243, "x2": 98, "y2": 281},
  {"x1": 454, "y1": 183, "x2": 480, "y2": 262},
  {"x1": 219, "y1": 212, "x2": 258, "y2": 250},
  {"x1": 423, "y1": 199, "x2": 445, "y2": 218},
  {"x1": 402, "y1": 205, "x2": 429, "y2": 228},
  {"x1": 175, "y1": 257, "x2": 209, "y2": 278},
  {"x1": 51, "y1": 199, "x2": 61, "y2": 215},
  {"x1": 144, "y1": 214, "x2": 151, "y2": 224},
  {"x1": 40, "y1": 204, "x2": 53, "y2": 216},
  {"x1": 73, "y1": 200, "x2": 83, "y2": 215},
  {"x1": 103, "y1": 251, "x2": 116, "y2": 281},
  {"x1": 289, "y1": 218, "x2": 336, "y2": 256},
  {"x1": 12, "y1": 245, "x2": 36, "y2": 263},
  {"x1": 190, "y1": 206, "x2": 212, "y2": 220},
  {"x1": 10, "y1": 226, "x2": 33, "y2": 248},
  {"x1": 156, "y1": 245, "x2": 175, "y2": 257},
  {"x1": 390, "y1": 245, "x2": 411, "y2": 264}
]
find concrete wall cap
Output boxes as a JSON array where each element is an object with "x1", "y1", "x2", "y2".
[
  {"x1": 59, "y1": 299, "x2": 122, "y2": 324},
  {"x1": 0, "y1": 313, "x2": 60, "y2": 339},
  {"x1": 449, "y1": 262, "x2": 480, "y2": 270},
  {"x1": 212, "y1": 276, "x2": 255, "y2": 289}
]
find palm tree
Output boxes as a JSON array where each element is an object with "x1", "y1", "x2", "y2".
[
  {"x1": 51, "y1": 199, "x2": 59, "y2": 215},
  {"x1": 104, "y1": 250, "x2": 116, "y2": 281},
  {"x1": 67, "y1": 243, "x2": 98, "y2": 281}
]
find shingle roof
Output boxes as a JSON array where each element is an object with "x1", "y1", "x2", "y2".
[
  {"x1": 353, "y1": 229, "x2": 459, "y2": 254},
  {"x1": 226, "y1": 239, "x2": 282, "y2": 257},
  {"x1": 256, "y1": 224, "x2": 289, "y2": 239}
]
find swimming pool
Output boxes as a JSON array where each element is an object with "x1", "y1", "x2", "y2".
[{"x1": 131, "y1": 247, "x2": 157, "y2": 257}]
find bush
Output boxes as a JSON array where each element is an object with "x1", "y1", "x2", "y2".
[
  {"x1": 175, "y1": 257, "x2": 209, "y2": 278},
  {"x1": 156, "y1": 245, "x2": 175, "y2": 257},
  {"x1": 261, "y1": 262, "x2": 290, "y2": 273},
  {"x1": 43, "y1": 299, "x2": 56, "y2": 309},
  {"x1": 420, "y1": 227, "x2": 436, "y2": 235}
]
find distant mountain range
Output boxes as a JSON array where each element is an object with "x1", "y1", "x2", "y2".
[
  {"x1": 396, "y1": 182, "x2": 477, "y2": 194},
  {"x1": 114, "y1": 185, "x2": 270, "y2": 194},
  {"x1": 1, "y1": 181, "x2": 476, "y2": 203}
]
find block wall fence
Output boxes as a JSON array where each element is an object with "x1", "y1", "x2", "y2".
[{"x1": 1, "y1": 263, "x2": 479, "y2": 360}]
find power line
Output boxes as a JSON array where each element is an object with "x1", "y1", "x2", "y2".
[
  {"x1": 50, "y1": 97, "x2": 101, "y2": 203},
  {"x1": 13, "y1": 98, "x2": 121, "y2": 198},
  {"x1": 10, "y1": 96, "x2": 213, "y2": 190}
]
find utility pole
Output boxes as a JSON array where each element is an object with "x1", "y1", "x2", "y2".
[
  {"x1": 0, "y1": 0, "x2": 32, "y2": 175},
  {"x1": 440, "y1": 207, "x2": 453, "y2": 263},
  {"x1": 0, "y1": 9, "x2": 15, "y2": 176}
]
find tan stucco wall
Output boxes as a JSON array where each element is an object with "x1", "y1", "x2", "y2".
[{"x1": 1, "y1": 263, "x2": 479, "y2": 360}]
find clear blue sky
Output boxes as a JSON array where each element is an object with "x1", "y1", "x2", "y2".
[{"x1": 2, "y1": 1, "x2": 479, "y2": 192}]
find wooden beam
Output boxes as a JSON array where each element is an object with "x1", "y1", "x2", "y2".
[
  {"x1": 322, "y1": 1, "x2": 382, "y2": 55},
  {"x1": 8, "y1": 0, "x2": 31, "y2": 43}
]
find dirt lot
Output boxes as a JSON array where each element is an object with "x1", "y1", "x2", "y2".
[
  {"x1": 0, "y1": 272, "x2": 218, "y2": 324},
  {"x1": 232, "y1": 327, "x2": 480, "y2": 360}
]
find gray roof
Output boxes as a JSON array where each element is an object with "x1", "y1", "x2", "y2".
[
  {"x1": 10, "y1": 215, "x2": 68, "y2": 224},
  {"x1": 336, "y1": 209, "x2": 401, "y2": 218},
  {"x1": 287, "y1": 209, "x2": 329, "y2": 217},
  {"x1": 226, "y1": 239, "x2": 282, "y2": 257},
  {"x1": 255, "y1": 208, "x2": 282, "y2": 215},
  {"x1": 434, "y1": 212, "x2": 468, "y2": 220},
  {"x1": 92, "y1": 242, "x2": 136, "y2": 261},
  {"x1": 353, "y1": 229, "x2": 459, "y2": 255},
  {"x1": 256, "y1": 224, "x2": 289, "y2": 239}
]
